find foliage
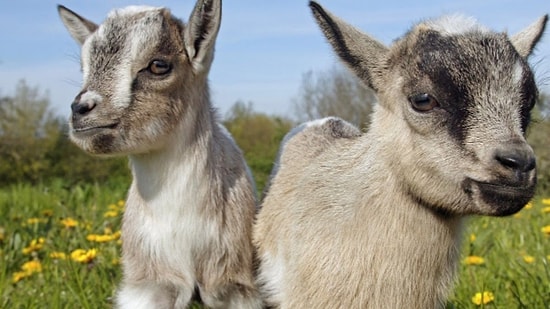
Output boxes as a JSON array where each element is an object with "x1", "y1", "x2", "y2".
[
  {"x1": 292, "y1": 65, "x2": 376, "y2": 129},
  {"x1": 0, "y1": 182, "x2": 125, "y2": 309},
  {"x1": 449, "y1": 199, "x2": 550, "y2": 308},
  {"x1": 0, "y1": 80, "x2": 130, "y2": 187},
  {"x1": 0, "y1": 80, "x2": 60, "y2": 184}
]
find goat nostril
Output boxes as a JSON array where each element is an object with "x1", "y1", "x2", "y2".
[
  {"x1": 71, "y1": 100, "x2": 95, "y2": 115},
  {"x1": 495, "y1": 150, "x2": 536, "y2": 173}
]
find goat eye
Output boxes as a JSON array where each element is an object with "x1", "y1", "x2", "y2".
[
  {"x1": 408, "y1": 93, "x2": 439, "y2": 112},
  {"x1": 148, "y1": 60, "x2": 172, "y2": 75}
]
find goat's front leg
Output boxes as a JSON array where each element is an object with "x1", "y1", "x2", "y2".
[{"x1": 116, "y1": 281, "x2": 193, "y2": 309}]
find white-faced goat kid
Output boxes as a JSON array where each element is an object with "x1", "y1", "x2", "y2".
[
  {"x1": 58, "y1": 1, "x2": 262, "y2": 308},
  {"x1": 254, "y1": 2, "x2": 547, "y2": 308}
]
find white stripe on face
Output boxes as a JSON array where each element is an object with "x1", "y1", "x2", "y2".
[
  {"x1": 110, "y1": 9, "x2": 164, "y2": 109},
  {"x1": 81, "y1": 37, "x2": 93, "y2": 82},
  {"x1": 80, "y1": 90, "x2": 103, "y2": 107},
  {"x1": 79, "y1": 7, "x2": 165, "y2": 110}
]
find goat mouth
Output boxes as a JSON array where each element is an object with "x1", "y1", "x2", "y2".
[
  {"x1": 72, "y1": 123, "x2": 119, "y2": 135},
  {"x1": 467, "y1": 179, "x2": 535, "y2": 216}
]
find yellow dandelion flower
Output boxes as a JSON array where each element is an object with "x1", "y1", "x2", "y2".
[
  {"x1": 60, "y1": 217, "x2": 79, "y2": 228},
  {"x1": 542, "y1": 207, "x2": 550, "y2": 214},
  {"x1": 103, "y1": 210, "x2": 118, "y2": 218},
  {"x1": 469, "y1": 234, "x2": 476, "y2": 242},
  {"x1": 542, "y1": 198, "x2": 550, "y2": 205},
  {"x1": 541, "y1": 225, "x2": 550, "y2": 235},
  {"x1": 117, "y1": 200, "x2": 125, "y2": 207},
  {"x1": 12, "y1": 260, "x2": 43, "y2": 283},
  {"x1": 107, "y1": 204, "x2": 118, "y2": 211},
  {"x1": 87, "y1": 230, "x2": 121, "y2": 243},
  {"x1": 464, "y1": 255, "x2": 485, "y2": 265},
  {"x1": 472, "y1": 291, "x2": 494, "y2": 305},
  {"x1": 22, "y1": 237, "x2": 45, "y2": 255},
  {"x1": 86, "y1": 234, "x2": 112, "y2": 242},
  {"x1": 524, "y1": 201, "x2": 533, "y2": 209},
  {"x1": 12, "y1": 271, "x2": 28, "y2": 283},
  {"x1": 111, "y1": 257, "x2": 120, "y2": 265},
  {"x1": 70, "y1": 248, "x2": 98, "y2": 263},
  {"x1": 523, "y1": 255, "x2": 535, "y2": 263},
  {"x1": 49, "y1": 252, "x2": 67, "y2": 260},
  {"x1": 21, "y1": 260, "x2": 42, "y2": 273}
]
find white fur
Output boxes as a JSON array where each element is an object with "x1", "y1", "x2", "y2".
[
  {"x1": 80, "y1": 90, "x2": 102, "y2": 107},
  {"x1": 117, "y1": 282, "x2": 188, "y2": 309},
  {"x1": 424, "y1": 14, "x2": 489, "y2": 35},
  {"x1": 305, "y1": 116, "x2": 338, "y2": 128},
  {"x1": 257, "y1": 252, "x2": 286, "y2": 305},
  {"x1": 110, "y1": 5, "x2": 160, "y2": 18},
  {"x1": 512, "y1": 60, "x2": 525, "y2": 85}
]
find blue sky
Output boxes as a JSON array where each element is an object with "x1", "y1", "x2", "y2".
[{"x1": 1, "y1": 0, "x2": 549, "y2": 118}]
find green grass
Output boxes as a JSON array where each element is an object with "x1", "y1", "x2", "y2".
[
  {"x1": 449, "y1": 199, "x2": 550, "y2": 308},
  {"x1": 1, "y1": 182, "x2": 549, "y2": 308}
]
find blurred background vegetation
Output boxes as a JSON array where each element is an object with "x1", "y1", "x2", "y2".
[{"x1": 1, "y1": 66, "x2": 549, "y2": 194}]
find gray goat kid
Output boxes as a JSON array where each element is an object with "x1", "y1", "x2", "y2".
[
  {"x1": 255, "y1": 2, "x2": 547, "y2": 308},
  {"x1": 58, "y1": 1, "x2": 262, "y2": 308}
]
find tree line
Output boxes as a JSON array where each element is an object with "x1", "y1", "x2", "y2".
[{"x1": 1, "y1": 69, "x2": 549, "y2": 193}]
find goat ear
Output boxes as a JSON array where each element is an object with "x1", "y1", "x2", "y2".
[
  {"x1": 184, "y1": 0, "x2": 222, "y2": 73},
  {"x1": 510, "y1": 15, "x2": 548, "y2": 58},
  {"x1": 309, "y1": 1, "x2": 388, "y2": 91},
  {"x1": 57, "y1": 5, "x2": 98, "y2": 46}
]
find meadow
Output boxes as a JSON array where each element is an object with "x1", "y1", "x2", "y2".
[{"x1": 0, "y1": 181, "x2": 549, "y2": 308}]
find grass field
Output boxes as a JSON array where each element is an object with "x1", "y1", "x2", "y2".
[{"x1": 0, "y1": 182, "x2": 549, "y2": 308}]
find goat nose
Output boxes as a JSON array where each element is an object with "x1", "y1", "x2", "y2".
[
  {"x1": 71, "y1": 91, "x2": 97, "y2": 116},
  {"x1": 71, "y1": 100, "x2": 94, "y2": 115},
  {"x1": 494, "y1": 146, "x2": 536, "y2": 173}
]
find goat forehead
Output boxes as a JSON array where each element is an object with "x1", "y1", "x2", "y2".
[
  {"x1": 402, "y1": 31, "x2": 532, "y2": 96},
  {"x1": 80, "y1": 7, "x2": 182, "y2": 107},
  {"x1": 397, "y1": 31, "x2": 536, "y2": 142},
  {"x1": 91, "y1": 8, "x2": 167, "y2": 57}
]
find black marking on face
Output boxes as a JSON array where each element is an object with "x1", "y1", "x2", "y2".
[
  {"x1": 92, "y1": 134, "x2": 115, "y2": 153},
  {"x1": 400, "y1": 30, "x2": 537, "y2": 144},
  {"x1": 462, "y1": 178, "x2": 535, "y2": 216}
]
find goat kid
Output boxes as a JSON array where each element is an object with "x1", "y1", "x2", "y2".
[
  {"x1": 255, "y1": 2, "x2": 547, "y2": 308},
  {"x1": 58, "y1": 1, "x2": 262, "y2": 308}
]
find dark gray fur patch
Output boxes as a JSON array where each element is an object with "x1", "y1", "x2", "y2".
[
  {"x1": 395, "y1": 30, "x2": 538, "y2": 143},
  {"x1": 86, "y1": 10, "x2": 184, "y2": 93},
  {"x1": 91, "y1": 133, "x2": 115, "y2": 153}
]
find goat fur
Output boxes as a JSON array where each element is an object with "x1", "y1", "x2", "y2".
[
  {"x1": 254, "y1": 2, "x2": 547, "y2": 308},
  {"x1": 58, "y1": 1, "x2": 262, "y2": 308}
]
